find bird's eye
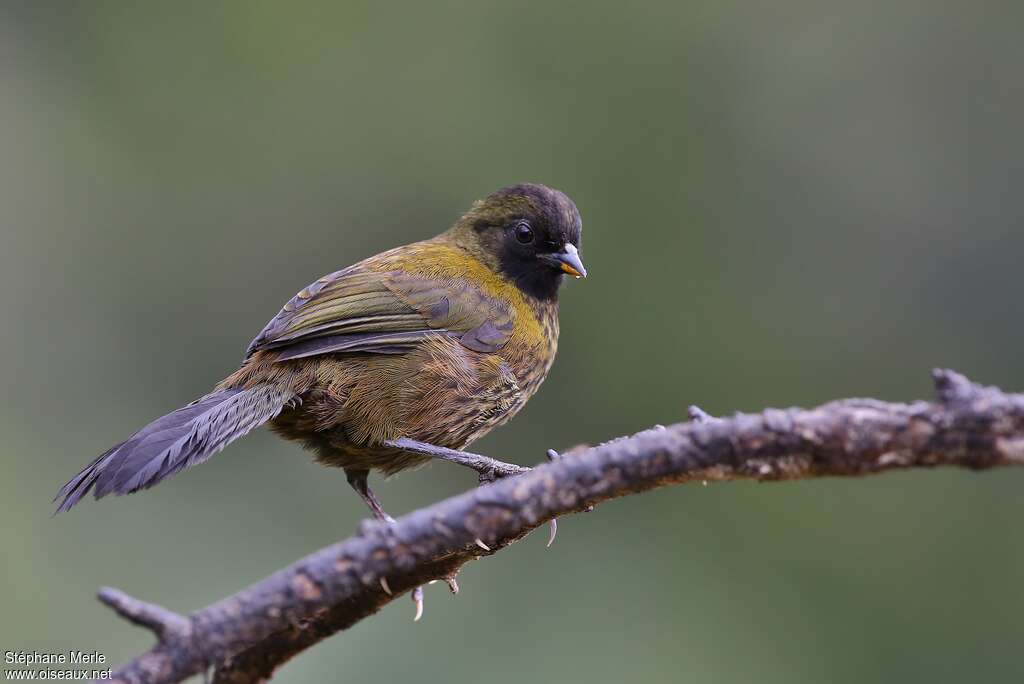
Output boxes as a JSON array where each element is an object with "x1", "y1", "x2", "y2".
[{"x1": 514, "y1": 221, "x2": 534, "y2": 244}]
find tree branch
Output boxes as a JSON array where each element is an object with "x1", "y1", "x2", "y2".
[{"x1": 99, "y1": 370, "x2": 1024, "y2": 684}]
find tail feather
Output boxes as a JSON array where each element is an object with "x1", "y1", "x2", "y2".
[{"x1": 55, "y1": 385, "x2": 293, "y2": 513}]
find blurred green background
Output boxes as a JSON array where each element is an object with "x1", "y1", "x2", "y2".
[{"x1": 3, "y1": 1, "x2": 1024, "y2": 682}]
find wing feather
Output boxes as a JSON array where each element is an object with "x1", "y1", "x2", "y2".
[{"x1": 246, "y1": 264, "x2": 514, "y2": 359}]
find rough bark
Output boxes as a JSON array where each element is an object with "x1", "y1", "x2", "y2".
[{"x1": 97, "y1": 370, "x2": 1024, "y2": 683}]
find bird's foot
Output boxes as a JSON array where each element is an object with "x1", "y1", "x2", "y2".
[
  {"x1": 385, "y1": 439, "x2": 582, "y2": 548},
  {"x1": 376, "y1": 516, "x2": 428, "y2": 622},
  {"x1": 348, "y1": 468, "x2": 430, "y2": 621},
  {"x1": 476, "y1": 466, "x2": 503, "y2": 485},
  {"x1": 384, "y1": 438, "x2": 528, "y2": 481},
  {"x1": 542, "y1": 448, "x2": 596, "y2": 547},
  {"x1": 379, "y1": 564, "x2": 430, "y2": 622}
]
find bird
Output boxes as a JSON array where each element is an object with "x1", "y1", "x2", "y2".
[{"x1": 55, "y1": 183, "x2": 586, "y2": 528}]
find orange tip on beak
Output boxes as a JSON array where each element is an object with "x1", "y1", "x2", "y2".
[
  {"x1": 560, "y1": 262, "x2": 584, "y2": 278},
  {"x1": 551, "y1": 243, "x2": 587, "y2": 279}
]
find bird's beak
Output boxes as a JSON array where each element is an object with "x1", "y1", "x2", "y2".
[{"x1": 545, "y1": 243, "x2": 587, "y2": 279}]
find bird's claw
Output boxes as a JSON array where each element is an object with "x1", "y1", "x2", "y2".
[
  {"x1": 409, "y1": 573, "x2": 460, "y2": 621},
  {"x1": 545, "y1": 449, "x2": 563, "y2": 546},
  {"x1": 412, "y1": 586, "x2": 424, "y2": 622},
  {"x1": 541, "y1": 448, "x2": 592, "y2": 544}
]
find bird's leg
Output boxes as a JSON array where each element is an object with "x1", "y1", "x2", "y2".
[
  {"x1": 385, "y1": 438, "x2": 561, "y2": 546},
  {"x1": 345, "y1": 468, "x2": 395, "y2": 524},
  {"x1": 345, "y1": 468, "x2": 425, "y2": 620},
  {"x1": 383, "y1": 438, "x2": 529, "y2": 483}
]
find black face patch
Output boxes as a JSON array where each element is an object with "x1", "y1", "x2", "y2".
[{"x1": 483, "y1": 185, "x2": 583, "y2": 301}]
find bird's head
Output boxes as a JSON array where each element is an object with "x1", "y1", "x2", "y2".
[{"x1": 449, "y1": 183, "x2": 585, "y2": 301}]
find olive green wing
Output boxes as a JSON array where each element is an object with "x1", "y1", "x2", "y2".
[{"x1": 246, "y1": 266, "x2": 514, "y2": 361}]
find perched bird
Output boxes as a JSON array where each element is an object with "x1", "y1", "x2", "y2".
[{"x1": 55, "y1": 183, "x2": 586, "y2": 524}]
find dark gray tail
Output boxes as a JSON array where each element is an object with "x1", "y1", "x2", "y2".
[{"x1": 55, "y1": 384, "x2": 294, "y2": 513}]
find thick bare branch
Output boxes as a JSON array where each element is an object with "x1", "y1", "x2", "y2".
[{"x1": 99, "y1": 370, "x2": 1024, "y2": 684}]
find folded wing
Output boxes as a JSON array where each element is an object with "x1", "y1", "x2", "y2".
[{"x1": 247, "y1": 266, "x2": 515, "y2": 361}]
